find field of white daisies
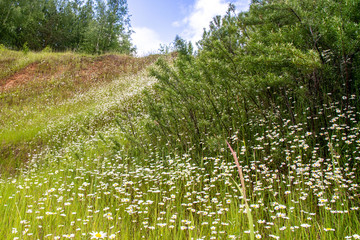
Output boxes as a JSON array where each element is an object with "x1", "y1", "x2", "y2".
[{"x1": 0, "y1": 46, "x2": 359, "y2": 240}]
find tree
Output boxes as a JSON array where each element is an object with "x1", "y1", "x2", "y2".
[
  {"x1": 0, "y1": 0, "x2": 135, "y2": 54},
  {"x1": 145, "y1": 0, "x2": 360, "y2": 160},
  {"x1": 81, "y1": 0, "x2": 133, "y2": 54}
]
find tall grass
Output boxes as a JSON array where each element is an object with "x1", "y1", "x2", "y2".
[
  {"x1": 0, "y1": 49, "x2": 359, "y2": 239},
  {"x1": 0, "y1": 48, "x2": 157, "y2": 171},
  {"x1": 1, "y1": 98, "x2": 359, "y2": 239}
]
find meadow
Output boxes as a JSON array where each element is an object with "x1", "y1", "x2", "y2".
[{"x1": 0, "y1": 44, "x2": 359, "y2": 240}]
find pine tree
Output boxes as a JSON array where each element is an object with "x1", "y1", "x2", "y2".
[{"x1": 145, "y1": 0, "x2": 360, "y2": 160}]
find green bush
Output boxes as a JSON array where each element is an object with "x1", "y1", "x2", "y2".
[
  {"x1": 22, "y1": 42, "x2": 29, "y2": 55},
  {"x1": 144, "y1": 0, "x2": 360, "y2": 169}
]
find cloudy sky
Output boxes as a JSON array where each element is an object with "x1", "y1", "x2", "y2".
[{"x1": 128, "y1": 0, "x2": 250, "y2": 56}]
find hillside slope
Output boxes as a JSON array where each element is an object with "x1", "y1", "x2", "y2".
[
  {"x1": 0, "y1": 49, "x2": 359, "y2": 240},
  {"x1": 0, "y1": 49, "x2": 158, "y2": 172}
]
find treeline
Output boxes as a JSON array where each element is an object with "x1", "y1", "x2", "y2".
[
  {"x1": 144, "y1": 0, "x2": 360, "y2": 164},
  {"x1": 0, "y1": 0, "x2": 134, "y2": 54}
]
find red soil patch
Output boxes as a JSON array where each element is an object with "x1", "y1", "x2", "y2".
[
  {"x1": 74, "y1": 55, "x2": 146, "y2": 82},
  {"x1": 0, "y1": 63, "x2": 39, "y2": 90},
  {"x1": 74, "y1": 55, "x2": 131, "y2": 82},
  {"x1": 0, "y1": 54, "x2": 157, "y2": 92}
]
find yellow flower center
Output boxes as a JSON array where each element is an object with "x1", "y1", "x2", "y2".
[{"x1": 95, "y1": 233, "x2": 102, "y2": 237}]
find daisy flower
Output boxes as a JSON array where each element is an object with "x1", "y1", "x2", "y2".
[{"x1": 90, "y1": 231, "x2": 107, "y2": 239}]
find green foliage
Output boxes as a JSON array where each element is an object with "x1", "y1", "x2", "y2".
[
  {"x1": 145, "y1": 0, "x2": 360, "y2": 169},
  {"x1": 0, "y1": 0, "x2": 135, "y2": 54},
  {"x1": 158, "y1": 42, "x2": 175, "y2": 55},
  {"x1": 0, "y1": 50, "x2": 158, "y2": 170},
  {"x1": 22, "y1": 42, "x2": 29, "y2": 55},
  {"x1": 42, "y1": 45, "x2": 53, "y2": 53},
  {"x1": 0, "y1": 12, "x2": 360, "y2": 239}
]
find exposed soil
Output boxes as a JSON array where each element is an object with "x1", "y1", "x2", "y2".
[
  {"x1": 0, "y1": 63, "x2": 39, "y2": 90},
  {"x1": 0, "y1": 53, "x2": 160, "y2": 172},
  {"x1": 0, "y1": 54, "x2": 156, "y2": 92}
]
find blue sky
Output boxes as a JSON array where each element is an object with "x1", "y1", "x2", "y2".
[{"x1": 127, "y1": 0, "x2": 251, "y2": 55}]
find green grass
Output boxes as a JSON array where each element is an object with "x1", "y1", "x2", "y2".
[
  {"x1": 0, "y1": 48, "x2": 158, "y2": 171},
  {"x1": 0, "y1": 49, "x2": 359, "y2": 239}
]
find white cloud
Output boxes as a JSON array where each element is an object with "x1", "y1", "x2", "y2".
[
  {"x1": 131, "y1": 1, "x2": 251, "y2": 56},
  {"x1": 234, "y1": 0, "x2": 251, "y2": 13},
  {"x1": 176, "y1": 0, "x2": 250, "y2": 44},
  {"x1": 132, "y1": 27, "x2": 163, "y2": 56}
]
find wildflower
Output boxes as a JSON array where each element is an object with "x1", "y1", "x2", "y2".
[
  {"x1": 63, "y1": 234, "x2": 75, "y2": 238},
  {"x1": 269, "y1": 235, "x2": 280, "y2": 239},
  {"x1": 104, "y1": 212, "x2": 113, "y2": 220},
  {"x1": 90, "y1": 231, "x2": 107, "y2": 239},
  {"x1": 300, "y1": 223, "x2": 311, "y2": 228},
  {"x1": 256, "y1": 234, "x2": 262, "y2": 239},
  {"x1": 280, "y1": 226, "x2": 286, "y2": 231}
]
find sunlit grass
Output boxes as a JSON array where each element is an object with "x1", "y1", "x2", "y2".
[
  {"x1": 0, "y1": 49, "x2": 157, "y2": 170},
  {"x1": 0, "y1": 49, "x2": 359, "y2": 239},
  {"x1": 2, "y1": 123, "x2": 359, "y2": 239}
]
